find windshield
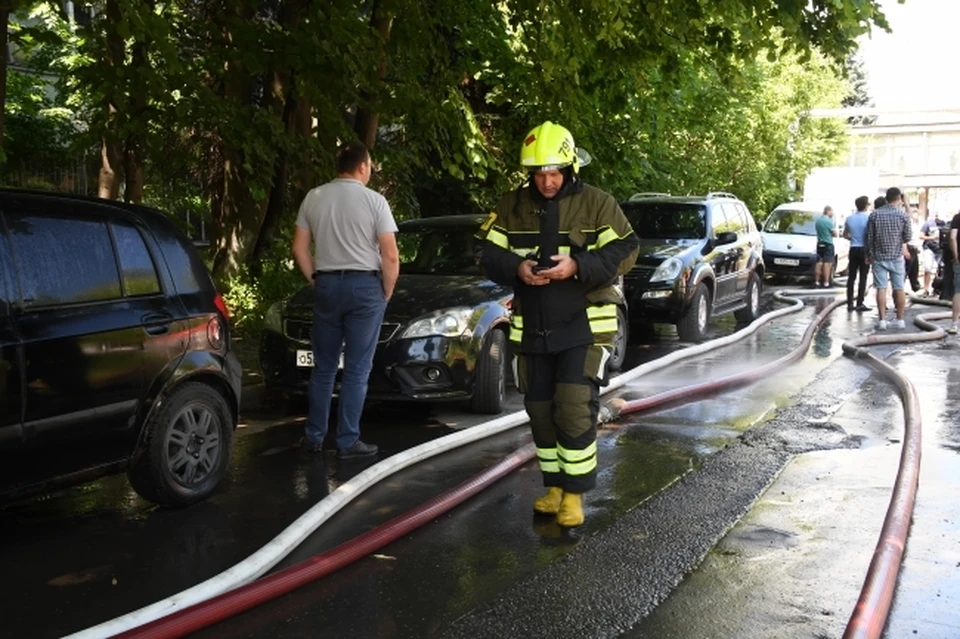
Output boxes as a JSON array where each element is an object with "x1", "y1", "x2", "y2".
[
  {"x1": 397, "y1": 226, "x2": 482, "y2": 275},
  {"x1": 621, "y1": 202, "x2": 706, "y2": 239},
  {"x1": 763, "y1": 209, "x2": 817, "y2": 235}
]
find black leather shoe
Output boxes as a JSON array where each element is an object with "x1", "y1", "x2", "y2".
[
  {"x1": 338, "y1": 440, "x2": 378, "y2": 459},
  {"x1": 855, "y1": 304, "x2": 871, "y2": 312}
]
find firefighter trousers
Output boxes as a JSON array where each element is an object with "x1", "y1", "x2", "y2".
[{"x1": 514, "y1": 343, "x2": 606, "y2": 493}]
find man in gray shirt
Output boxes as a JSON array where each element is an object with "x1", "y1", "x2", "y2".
[{"x1": 292, "y1": 141, "x2": 399, "y2": 458}]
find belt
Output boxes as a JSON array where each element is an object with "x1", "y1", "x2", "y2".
[{"x1": 314, "y1": 269, "x2": 379, "y2": 276}]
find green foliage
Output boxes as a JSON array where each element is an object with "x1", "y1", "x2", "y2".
[
  {"x1": 220, "y1": 224, "x2": 305, "y2": 332},
  {"x1": 2, "y1": 68, "x2": 79, "y2": 180},
  {"x1": 6, "y1": 0, "x2": 885, "y2": 334}
]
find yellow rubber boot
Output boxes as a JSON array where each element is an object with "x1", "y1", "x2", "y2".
[
  {"x1": 556, "y1": 492, "x2": 584, "y2": 527},
  {"x1": 533, "y1": 487, "x2": 563, "y2": 515}
]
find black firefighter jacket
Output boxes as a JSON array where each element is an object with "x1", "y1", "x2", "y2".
[{"x1": 477, "y1": 180, "x2": 639, "y2": 354}]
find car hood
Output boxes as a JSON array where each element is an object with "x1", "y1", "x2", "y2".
[
  {"x1": 285, "y1": 274, "x2": 510, "y2": 322},
  {"x1": 634, "y1": 239, "x2": 700, "y2": 266},
  {"x1": 761, "y1": 232, "x2": 817, "y2": 254}
]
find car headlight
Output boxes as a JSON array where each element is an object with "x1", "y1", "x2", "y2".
[
  {"x1": 264, "y1": 302, "x2": 283, "y2": 333},
  {"x1": 400, "y1": 308, "x2": 474, "y2": 339},
  {"x1": 650, "y1": 257, "x2": 682, "y2": 283}
]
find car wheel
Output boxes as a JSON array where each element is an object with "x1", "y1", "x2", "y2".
[
  {"x1": 129, "y1": 382, "x2": 234, "y2": 507},
  {"x1": 677, "y1": 282, "x2": 710, "y2": 342},
  {"x1": 470, "y1": 329, "x2": 506, "y2": 415},
  {"x1": 608, "y1": 307, "x2": 628, "y2": 372},
  {"x1": 734, "y1": 272, "x2": 761, "y2": 323}
]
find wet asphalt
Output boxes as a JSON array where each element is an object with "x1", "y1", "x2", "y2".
[{"x1": 2, "y1": 286, "x2": 957, "y2": 638}]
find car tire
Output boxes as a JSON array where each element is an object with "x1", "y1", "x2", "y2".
[
  {"x1": 734, "y1": 272, "x2": 761, "y2": 324},
  {"x1": 608, "y1": 307, "x2": 628, "y2": 372},
  {"x1": 677, "y1": 282, "x2": 710, "y2": 342},
  {"x1": 470, "y1": 329, "x2": 506, "y2": 415},
  {"x1": 128, "y1": 382, "x2": 234, "y2": 508}
]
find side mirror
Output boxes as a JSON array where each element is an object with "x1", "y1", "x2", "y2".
[{"x1": 716, "y1": 231, "x2": 738, "y2": 245}]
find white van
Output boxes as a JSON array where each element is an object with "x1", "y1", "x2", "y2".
[{"x1": 760, "y1": 201, "x2": 850, "y2": 281}]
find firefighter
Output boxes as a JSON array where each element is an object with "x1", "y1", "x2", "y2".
[{"x1": 476, "y1": 121, "x2": 639, "y2": 527}]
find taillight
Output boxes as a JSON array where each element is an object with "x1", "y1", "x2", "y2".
[
  {"x1": 207, "y1": 315, "x2": 225, "y2": 351},
  {"x1": 214, "y1": 291, "x2": 230, "y2": 319}
]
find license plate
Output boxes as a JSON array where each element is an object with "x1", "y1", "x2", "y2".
[
  {"x1": 774, "y1": 258, "x2": 800, "y2": 266},
  {"x1": 296, "y1": 350, "x2": 344, "y2": 369},
  {"x1": 296, "y1": 350, "x2": 314, "y2": 367}
]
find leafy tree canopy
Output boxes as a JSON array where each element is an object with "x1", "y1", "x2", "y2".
[{"x1": 3, "y1": 0, "x2": 883, "y2": 324}]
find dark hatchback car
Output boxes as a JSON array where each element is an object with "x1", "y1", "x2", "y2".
[
  {"x1": 619, "y1": 192, "x2": 765, "y2": 342},
  {"x1": 260, "y1": 215, "x2": 627, "y2": 414},
  {"x1": 0, "y1": 189, "x2": 241, "y2": 507}
]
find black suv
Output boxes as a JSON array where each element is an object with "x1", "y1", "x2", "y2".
[
  {"x1": 0, "y1": 189, "x2": 241, "y2": 507},
  {"x1": 619, "y1": 192, "x2": 764, "y2": 342}
]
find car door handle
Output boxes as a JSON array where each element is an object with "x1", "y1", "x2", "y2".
[{"x1": 142, "y1": 313, "x2": 173, "y2": 335}]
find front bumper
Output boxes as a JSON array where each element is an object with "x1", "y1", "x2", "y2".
[
  {"x1": 259, "y1": 329, "x2": 480, "y2": 403},
  {"x1": 763, "y1": 250, "x2": 817, "y2": 277},
  {"x1": 623, "y1": 266, "x2": 690, "y2": 324}
]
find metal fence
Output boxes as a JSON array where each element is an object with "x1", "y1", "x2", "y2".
[
  {"x1": 1, "y1": 156, "x2": 210, "y2": 244},
  {"x1": 0, "y1": 153, "x2": 95, "y2": 196}
]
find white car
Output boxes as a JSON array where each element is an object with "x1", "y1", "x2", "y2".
[{"x1": 761, "y1": 202, "x2": 850, "y2": 281}]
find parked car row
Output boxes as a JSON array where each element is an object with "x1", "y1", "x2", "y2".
[
  {"x1": 0, "y1": 187, "x2": 838, "y2": 508},
  {"x1": 261, "y1": 191, "x2": 774, "y2": 417}
]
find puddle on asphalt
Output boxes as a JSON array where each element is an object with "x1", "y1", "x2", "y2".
[{"x1": 587, "y1": 428, "x2": 700, "y2": 532}]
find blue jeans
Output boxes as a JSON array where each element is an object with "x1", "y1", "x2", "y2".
[{"x1": 305, "y1": 272, "x2": 387, "y2": 450}]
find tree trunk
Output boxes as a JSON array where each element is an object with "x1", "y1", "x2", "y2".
[
  {"x1": 291, "y1": 95, "x2": 313, "y2": 197},
  {"x1": 123, "y1": 22, "x2": 150, "y2": 203},
  {"x1": 98, "y1": 111, "x2": 124, "y2": 200},
  {"x1": 354, "y1": 1, "x2": 393, "y2": 149},
  {"x1": 239, "y1": 0, "x2": 314, "y2": 274},
  {"x1": 209, "y1": 5, "x2": 262, "y2": 282},
  {"x1": 0, "y1": 6, "x2": 10, "y2": 160},
  {"x1": 211, "y1": 148, "x2": 263, "y2": 280},
  {"x1": 249, "y1": 87, "x2": 299, "y2": 270},
  {"x1": 98, "y1": 0, "x2": 125, "y2": 200}
]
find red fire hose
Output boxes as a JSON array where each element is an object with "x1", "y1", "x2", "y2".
[
  {"x1": 111, "y1": 296, "x2": 949, "y2": 639},
  {"x1": 114, "y1": 443, "x2": 537, "y2": 639},
  {"x1": 600, "y1": 296, "x2": 847, "y2": 421},
  {"x1": 840, "y1": 308, "x2": 948, "y2": 639}
]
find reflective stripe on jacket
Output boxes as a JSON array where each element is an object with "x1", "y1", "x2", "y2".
[{"x1": 478, "y1": 181, "x2": 639, "y2": 354}]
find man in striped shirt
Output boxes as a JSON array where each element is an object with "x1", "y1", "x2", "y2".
[{"x1": 865, "y1": 187, "x2": 912, "y2": 330}]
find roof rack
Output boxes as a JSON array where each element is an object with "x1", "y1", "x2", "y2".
[
  {"x1": 705, "y1": 191, "x2": 738, "y2": 200},
  {"x1": 627, "y1": 192, "x2": 671, "y2": 201}
]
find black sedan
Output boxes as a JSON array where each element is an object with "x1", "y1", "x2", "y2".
[{"x1": 259, "y1": 215, "x2": 513, "y2": 414}]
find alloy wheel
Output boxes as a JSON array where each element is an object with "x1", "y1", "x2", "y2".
[
  {"x1": 697, "y1": 294, "x2": 708, "y2": 334},
  {"x1": 164, "y1": 403, "x2": 222, "y2": 486}
]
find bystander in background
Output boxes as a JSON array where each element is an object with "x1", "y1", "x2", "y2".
[
  {"x1": 919, "y1": 210, "x2": 945, "y2": 296},
  {"x1": 865, "y1": 187, "x2": 912, "y2": 330},
  {"x1": 948, "y1": 210, "x2": 960, "y2": 334},
  {"x1": 843, "y1": 195, "x2": 871, "y2": 312},
  {"x1": 814, "y1": 205, "x2": 837, "y2": 288},
  {"x1": 905, "y1": 204, "x2": 923, "y2": 293}
]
